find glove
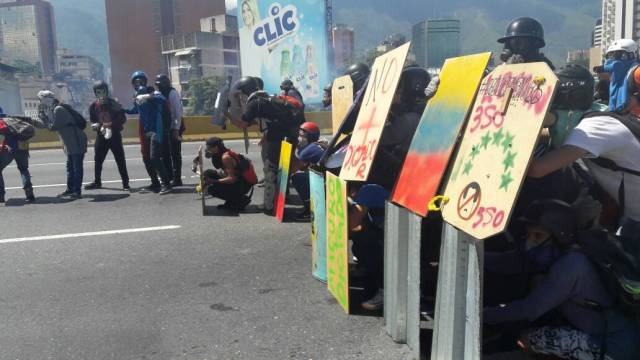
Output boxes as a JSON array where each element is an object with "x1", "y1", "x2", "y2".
[
  {"x1": 424, "y1": 76, "x2": 440, "y2": 100},
  {"x1": 91, "y1": 122, "x2": 101, "y2": 131},
  {"x1": 593, "y1": 65, "x2": 605, "y2": 74},
  {"x1": 104, "y1": 127, "x2": 113, "y2": 140},
  {"x1": 135, "y1": 94, "x2": 151, "y2": 106}
]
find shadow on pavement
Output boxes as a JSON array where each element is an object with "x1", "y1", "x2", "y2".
[
  {"x1": 85, "y1": 194, "x2": 131, "y2": 203},
  {"x1": 4, "y1": 196, "x2": 74, "y2": 206}
]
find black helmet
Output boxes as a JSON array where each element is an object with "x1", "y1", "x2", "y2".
[
  {"x1": 498, "y1": 17, "x2": 545, "y2": 48},
  {"x1": 254, "y1": 77, "x2": 264, "y2": 90},
  {"x1": 344, "y1": 63, "x2": 370, "y2": 90},
  {"x1": 280, "y1": 79, "x2": 294, "y2": 91},
  {"x1": 234, "y1": 76, "x2": 262, "y2": 96},
  {"x1": 519, "y1": 199, "x2": 577, "y2": 248},
  {"x1": 206, "y1": 137, "x2": 225, "y2": 149},
  {"x1": 93, "y1": 80, "x2": 109, "y2": 96},
  {"x1": 553, "y1": 65, "x2": 595, "y2": 111},
  {"x1": 397, "y1": 66, "x2": 430, "y2": 109},
  {"x1": 155, "y1": 74, "x2": 171, "y2": 88}
]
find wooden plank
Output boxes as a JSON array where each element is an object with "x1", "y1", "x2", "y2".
[
  {"x1": 331, "y1": 75, "x2": 354, "y2": 135},
  {"x1": 326, "y1": 171, "x2": 350, "y2": 313},
  {"x1": 441, "y1": 63, "x2": 558, "y2": 239},
  {"x1": 391, "y1": 53, "x2": 491, "y2": 217},
  {"x1": 340, "y1": 42, "x2": 411, "y2": 181},
  {"x1": 310, "y1": 170, "x2": 327, "y2": 282}
]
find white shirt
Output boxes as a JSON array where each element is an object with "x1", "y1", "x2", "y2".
[
  {"x1": 564, "y1": 115, "x2": 640, "y2": 220},
  {"x1": 167, "y1": 89, "x2": 183, "y2": 130}
]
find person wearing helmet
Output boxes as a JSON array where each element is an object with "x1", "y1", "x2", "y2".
[
  {"x1": 344, "y1": 63, "x2": 370, "y2": 95},
  {"x1": 290, "y1": 121, "x2": 325, "y2": 219},
  {"x1": 155, "y1": 74, "x2": 185, "y2": 187},
  {"x1": 125, "y1": 71, "x2": 149, "y2": 115},
  {"x1": 280, "y1": 79, "x2": 304, "y2": 106},
  {"x1": 227, "y1": 76, "x2": 302, "y2": 215},
  {"x1": 322, "y1": 84, "x2": 332, "y2": 108},
  {"x1": 31, "y1": 90, "x2": 88, "y2": 199},
  {"x1": 498, "y1": 17, "x2": 555, "y2": 69},
  {"x1": 484, "y1": 199, "x2": 639, "y2": 360},
  {"x1": 0, "y1": 106, "x2": 35, "y2": 204},
  {"x1": 594, "y1": 39, "x2": 639, "y2": 112},
  {"x1": 84, "y1": 81, "x2": 130, "y2": 191},
  {"x1": 134, "y1": 85, "x2": 173, "y2": 195},
  {"x1": 529, "y1": 64, "x2": 640, "y2": 264}
]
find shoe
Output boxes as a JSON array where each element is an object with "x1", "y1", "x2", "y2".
[
  {"x1": 361, "y1": 289, "x2": 384, "y2": 311},
  {"x1": 57, "y1": 189, "x2": 73, "y2": 198},
  {"x1": 159, "y1": 184, "x2": 173, "y2": 195},
  {"x1": 172, "y1": 179, "x2": 183, "y2": 187},
  {"x1": 123, "y1": 184, "x2": 130, "y2": 191},
  {"x1": 237, "y1": 196, "x2": 251, "y2": 211},
  {"x1": 67, "y1": 193, "x2": 82, "y2": 200},
  {"x1": 217, "y1": 202, "x2": 232, "y2": 210},
  {"x1": 0, "y1": 193, "x2": 5, "y2": 203},
  {"x1": 25, "y1": 189, "x2": 35, "y2": 203},
  {"x1": 84, "y1": 181, "x2": 102, "y2": 190},
  {"x1": 143, "y1": 183, "x2": 161, "y2": 192}
]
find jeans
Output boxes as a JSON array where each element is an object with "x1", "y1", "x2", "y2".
[
  {"x1": 66, "y1": 153, "x2": 84, "y2": 194},
  {"x1": 94, "y1": 132, "x2": 129, "y2": 186},
  {"x1": 141, "y1": 133, "x2": 171, "y2": 185},
  {"x1": 291, "y1": 171, "x2": 310, "y2": 202},
  {"x1": 0, "y1": 150, "x2": 32, "y2": 195},
  {"x1": 351, "y1": 220, "x2": 385, "y2": 295},
  {"x1": 168, "y1": 135, "x2": 182, "y2": 183}
]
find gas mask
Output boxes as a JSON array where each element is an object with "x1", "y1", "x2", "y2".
[
  {"x1": 298, "y1": 135, "x2": 309, "y2": 149},
  {"x1": 95, "y1": 88, "x2": 108, "y2": 101},
  {"x1": 548, "y1": 110, "x2": 584, "y2": 149},
  {"x1": 525, "y1": 240, "x2": 561, "y2": 273}
]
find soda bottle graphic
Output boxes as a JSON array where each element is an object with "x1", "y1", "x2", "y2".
[
  {"x1": 292, "y1": 44, "x2": 305, "y2": 83},
  {"x1": 305, "y1": 44, "x2": 320, "y2": 97},
  {"x1": 280, "y1": 49, "x2": 292, "y2": 80}
]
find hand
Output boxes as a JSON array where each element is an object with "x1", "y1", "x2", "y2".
[
  {"x1": 135, "y1": 94, "x2": 150, "y2": 106},
  {"x1": 172, "y1": 129, "x2": 182, "y2": 141},
  {"x1": 91, "y1": 123, "x2": 101, "y2": 131},
  {"x1": 593, "y1": 65, "x2": 604, "y2": 74}
]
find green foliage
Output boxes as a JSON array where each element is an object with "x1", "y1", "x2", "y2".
[
  {"x1": 12, "y1": 60, "x2": 42, "y2": 75},
  {"x1": 184, "y1": 77, "x2": 223, "y2": 116}
]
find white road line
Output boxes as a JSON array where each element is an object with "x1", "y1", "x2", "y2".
[
  {"x1": 0, "y1": 225, "x2": 182, "y2": 245},
  {"x1": 4, "y1": 176, "x2": 191, "y2": 191}
]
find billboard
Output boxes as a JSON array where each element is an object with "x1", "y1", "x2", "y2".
[{"x1": 237, "y1": 0, "x2": 330, "y2": 103}]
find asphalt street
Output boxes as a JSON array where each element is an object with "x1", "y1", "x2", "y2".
[{"x1": 0, "y1": 141, "x2": 410, "y2": 360}]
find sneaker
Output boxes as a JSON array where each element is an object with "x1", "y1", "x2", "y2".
[
  {"x1": 123, "y1": 184, "x2": 131, "y2": 191},
  {"x1": 217, "y1": 202, "x2": 232, "y2": 210},
  {"x1": 57, "y1": 189, "x2": 73, "y2": 198},
  {"x1": 143, "y1": 183, "x2": 161, "y2": 192},
  {"x1": 84, "y1": 181, "x2": 102, "y2": 190},
  {"x1": 237, "y1": 196, "x2": 251, "y2": 211},
  {"x1": 25, "y1": 189, "x2": 35, "y2": 203},
  {"x1": 159, "y1": 184, "x2": 173, "y2": 195},
  {"x1": 67, "y1": 193, "x2": 82, "y2": 200},
  {"x1": 172, "y1": 179, "x2": 183, "y2": 187},
  {"x1": 361, "y1": 289, "x2": 384, "y2": 311}
]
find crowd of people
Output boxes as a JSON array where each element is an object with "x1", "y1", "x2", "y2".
[{"x1": 2, "y1": 14, "x2": 640, "y2": 359}]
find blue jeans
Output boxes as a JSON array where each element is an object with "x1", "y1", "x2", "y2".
[
  {"x1": 291, "y1": 171, "x2": 310, "y2": 203},
  {"x1": 66, "y1": 154, "x2": 84, "y2": 194},
  {"x1": 0, "y1": 150, "x2": 32, "y2": 195}
]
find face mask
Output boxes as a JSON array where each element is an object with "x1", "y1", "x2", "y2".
[
  {"x1": 40, "y1": 97, "x2": 55, "y2": 108},
  {"x1": 95, "y1": 89, "x2": 108, "y2": 100},
  {"x1": 298, "y1": 136, "x2": 309, "y2": 149},
  {"x1": 525, "y1": 240, "x2": 560, "y2": 273},
  {"x1": 549, "y1": 110, "x2": 584, "y2": 148}
]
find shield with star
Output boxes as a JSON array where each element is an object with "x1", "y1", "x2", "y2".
[{"x1": 441, "y1": 62, "x2": 558, "y2": 240}]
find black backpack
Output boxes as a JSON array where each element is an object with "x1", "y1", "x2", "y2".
[
  {"x1": 59, "y1": 104, "x2": 87, "y2": 130},
  {"x1": 1, "y1": 116, "x2": 35, "y2": 141},
  {"x1": 577, "y1": 229, "x2": 640, "y2": 317}
]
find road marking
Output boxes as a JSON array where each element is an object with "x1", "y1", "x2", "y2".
[
  {"x1": 0, "y1": 225, "x2": 182, "y2": 245},
  {"x1": 4, "y1": 177, "x2": 191, "y2": 191}
]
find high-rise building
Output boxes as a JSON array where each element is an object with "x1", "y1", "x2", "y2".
[
  {"x1": 0, "y1": 0, "x2": 57, "y2": 74},
  {"x1": 57, "y1": 48, "x2": 104, "y2": 81},
  {"x1": 105, "y1": 0, "x2": 224, "y2": 104},
  {"x1": 593, "y1": 18, "x2": 603, "y2": 47},
  {"x1": 412, "y1": 19, "x2": 460, "y2": 68},
  {"x1": 332, "y1": 24, "x2": 354, "y2": 71},
  {"x1": 601, "y1": 0, "x2": 616, "y2": 51},
  {"x1": 0, "y1": 62, "x2": 22, "y2": 114}
]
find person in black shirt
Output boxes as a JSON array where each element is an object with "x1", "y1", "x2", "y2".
[{"x1": 228, "y1": 76, "x2": 302, "y2": 215}]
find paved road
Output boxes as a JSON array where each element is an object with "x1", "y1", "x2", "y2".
[{"x1": 0, "y1": 141, "x2": 410, "y2": 360}]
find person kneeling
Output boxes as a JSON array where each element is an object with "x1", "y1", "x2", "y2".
[{"x1": 201, "y1": 137, "x2": 254, "y2": 213}]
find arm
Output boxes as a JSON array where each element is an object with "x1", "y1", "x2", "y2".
[
  {"x1": 214, "y1": 154, "x2": 239, "y2": 185},
  {"x1": 527, "y1": 145, "x2": 587, "y2": 178},
  {"x1": 49, "y1": 106, "x2": 72, "y2": 131},
  {"x1": 349, "y1": 203, "x2": 368, "y2": 233}
]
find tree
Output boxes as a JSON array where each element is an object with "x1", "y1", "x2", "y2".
[{"x1": 183, "y1": 77, "x2": 223, "y2": 116}]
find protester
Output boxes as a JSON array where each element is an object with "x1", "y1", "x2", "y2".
[
  {"x1": 280, "y1": 79, "x2": 304, "y2": 106},
  {"x1": 196, "y1": 137, "x2": 255, "y2": 213},
  {"x1": 84, "y1": 81, "x2": 130, "y2": 191},
  {"x1": 349, "y1": 183, "x2": 390, "y2": 310},
  {"x1": 33, "y1": 91, "x2": 87, "y2": 200},
  {"x1": 322, "y1": 84, "x2": 332, "y2": 108},
  {"x1": 228, "y1": 76, "x2": 303, "y2": 215},
  {"x1": 0, "y1": 106, "x2": 35, "y2": 204},
  {"x1": 484, "y1": 199, "x2": 639, "y2": 360},
  {"x1": 498, "y1": 17, "x2": 555, "y2": 69},
  {"x1": 594, "y1": 39, "x2": 639, "y2": 112},
  {"x1": 528, "y1": 64, "x2": 640, "y2": 262},
  {"x1": 128, "y1": 72, "x2": 173, "y2": 195},
  {"x1": 290, "y1": 121, "x2": 326, "y2": 219},
  {"x1": 156, "y1": 74, "x2": 185, "y2": 187},
  {"x1": 343, "y1": 63, "x2": 370, "y2": 96}
]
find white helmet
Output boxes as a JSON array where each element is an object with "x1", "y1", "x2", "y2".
[{"x1": 607, "y1": 38, "x2": 638, "y2": 54}]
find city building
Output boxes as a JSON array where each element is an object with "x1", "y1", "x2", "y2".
[
  {"x1": 376, "y1": 33, "x2": 406, "y2": 53},
  {"x1": 601, "y1": 0, "x2": 616, "y2": 51},
  {"x1": 593, "y1": 18, "x2": 603, "y2": 47},
  {"x1": 566, "y1": 49, "x2": 590, "y2": 67},
  {"x1": 0, "y1": 62, "x2": 22, "y2": 115},
  {"x1": 105, "y1": 0, "x2": 224, "y2": 104},
  {"x1": 57, "y1": 48, "x2": 104, "y2": 81},
  {"x1": 0, "y1": 0, "x2": 57, "y2": 74},
  {"x1": 590, "y1": 46, "x2": 604, "y2": 70},
  {"x1": 162, "y1": 15, "x2": 240, "y2": 94},
  {"x1": 332, "y1": 24, "x2": 354, "y2": 71},
  {"x1": 412, "y1": 19, "x2": 460, "y2": 68}
]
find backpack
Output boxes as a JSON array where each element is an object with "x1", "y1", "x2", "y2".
[
  {"x1": 226, "y1": 150, "x2": 258, "y2": 186},
  {"x1": 272, "y1": 95, "x2": 305, "y2": 126},
  {"x1": 59, "y1": 104, "x2": 87, "y2": 130},
  {"x1": 577, "y1": 229, "x2": 640, "y2": 317},
  {"x1": 0, "y1": 117, "x2": 35, "y2": 141}
]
